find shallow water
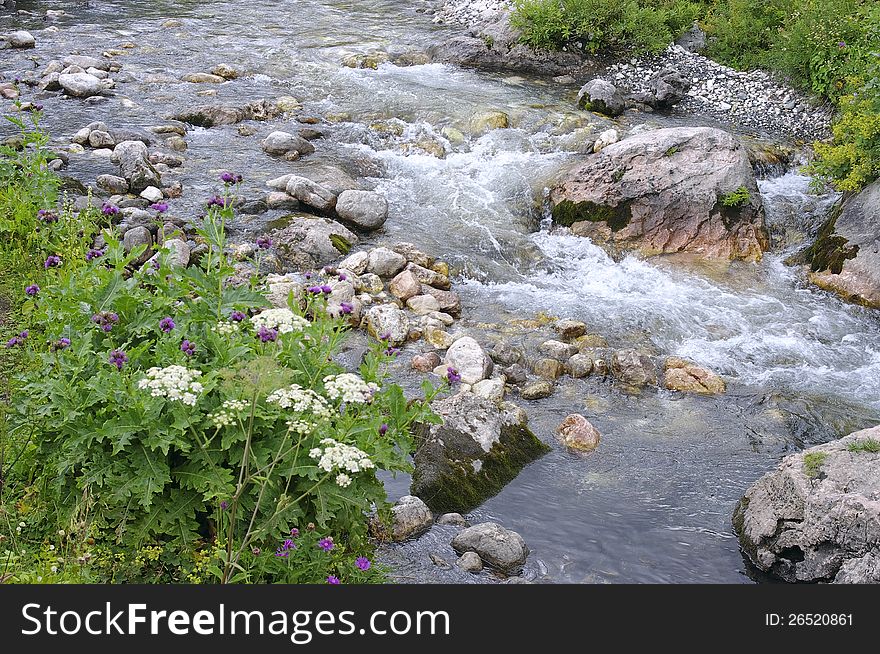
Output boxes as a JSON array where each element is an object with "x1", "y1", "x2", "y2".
[{"x1": 3, "y1": 0, "x2": 879, "y2": 583}]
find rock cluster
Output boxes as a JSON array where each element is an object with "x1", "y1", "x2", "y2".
[{"x1": 592, "y1": 45, "x2": 833, "y2": 141}]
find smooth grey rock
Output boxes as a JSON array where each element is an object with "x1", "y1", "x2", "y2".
[
  {"x1": 456, "y1": 551, "x2": 483, "y2": 573},
  {"x1": 285, "y1": 175, "x2": 336, "y2": 212},
  {"x1": 96, "y1": 174, "x2": 128, "y2": 194},
  {"x1": 335, "y1": 190, "x2": 388, "y2": 231},
  {"x1": 58, "y1": 72, "x2": 103, "y2": 98},
  {"x1": 444, "y1": 336, "x2": 493, "y2": 384},
  {"x1": 261, "y1": 130, "x2": 315, "y2": 157},
  {"x1": 451, "y1": 522, "x2": 528, "y2": 573},
  {"x1": 7, "y1": 31, "x2": 35, "y2": 49},
  {"x1": 367, "y1": 246, "x2": 407, "y2": 278}
]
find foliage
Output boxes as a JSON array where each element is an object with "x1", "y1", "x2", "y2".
[
  {"x1": 803, "y1": 451, "x2": 827, "y2": 477},
  {"x1": 511, "y1": 0, "x2": 708, "y2": 55},
  {"x1": 1, "y1": 115, "x2": 443, "y2": 584},
  {"x1": 719, "y1": 186, "x2": 751, "y2": 207},
  {"x1": 846, "y1": 437, "x2": 880, "y2": 453}
]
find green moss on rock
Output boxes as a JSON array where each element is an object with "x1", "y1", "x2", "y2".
[
  {"x1": 803, "y1": 202, "x2": 859, "y2": 274},
  {"x1": 552, "y1": 199, "x2": 632, "y2": 232}
]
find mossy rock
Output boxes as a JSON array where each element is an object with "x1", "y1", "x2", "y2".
[{"x1": 552, "y1": 199, "x2": 632, "y2": 232}]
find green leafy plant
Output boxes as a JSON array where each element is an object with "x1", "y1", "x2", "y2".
[
  {"x1": 803, "y1": 451, "x2": 828, "y2": 477},
  {"x1": 719, "y1": 186, "x2": 751, "y2": 207},
  {"x1": 846, "y1": 438, "x2": 880, "y2": 453}
]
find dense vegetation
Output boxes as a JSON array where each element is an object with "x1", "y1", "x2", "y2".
[
  {"x1": 0, "y1": 102, "x2": 442, "y2": 583},
  {"x1": 512, "y1": 0, "x2": 880, "y2": 191}
]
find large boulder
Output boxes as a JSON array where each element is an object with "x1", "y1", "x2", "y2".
[
  {"x1": 111, "y1": 141, "x2": 161, "y2": 194},
  {"x1": 269, "y1": 215, "x2": 358, "y2": 269},
  {"x1": 411, "y1": 392, "x2": 549, "y2": 513},
  {"x1": 451, "y1": 522, "x2": 529, "y2": 573},
  {"x1": 285, "y1": 176, "x2": 337, "y2": 213},
  {"x1": 804, "y1": 180, "x2": 880, "y2": 309},
  {"x1": 734, "y1": 426, "x2": 880, "y2": 583},
  {"x1": 550, "y1": 127, "x2": 769, "y2": 261},
  {"x1": 577, "y1": 79, "x2": 625, "y2": 117}
]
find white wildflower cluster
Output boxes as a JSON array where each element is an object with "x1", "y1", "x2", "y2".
[
  {"x1": 250, "y1": 308, "x2": 310, "y2": 334},
  {"x1": 323, "y1": 373, "x2": 379, "y2": 404},
  {"x1": 308, "y1": 438, "x2": 375, "y2": 487},
  {"x1": 137, "y1": 366, "x2": 204, "y2": 406},
  {"x1": 212, "y1": 321, "x2": 240, "y2": 336},
  {"x1": 267, "y1": 385, "x2": 332, "y2": 419},
  {"x1": 286, "y1": 418, "x2": 317, "y2": 435},
  {"x1": 208, "y1": 399, "x2": 249, "y2": 428}
]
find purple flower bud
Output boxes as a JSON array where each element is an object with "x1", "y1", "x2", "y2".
[
  {"x1": 290, "y1": 528, "x2": 300, "y2": 538},
  {"x1": 33, "y1": 103, "x2": 43, "y2": 112},
  {"x1": 318, "y1": 538, "x2": 334, "y2": 552},
  {"x1": 206, "y1": 195, "x2": 226, "y2": 208},
  {"x1": 303, "y1": 272, "x2": 312, "y2": 280},
  {"x1": 379, "y1": 423, "x2": 388, "y2": 436},
  {"x1": 220, "y1": 172, "x2": 236, "y2": 184},
  {"x1": 256, "y1": 236, "x2": 272, "y2": 250},
  {"x1": 446, "y1": 366, "x2": 461, "y2": 384},
  {"x1": 86, "y1": 248, "x2": 105, "y2": 261},
  {"x1": 379, "y1": 332, "x2": 391, "y2": 342},
  {"x1": 108, "y1": 349, "x2": 128, "y2": 370},
  {"x1": 101, "y1": 323, "x2": 113, "y2": 333},
  {"x1": 385, "y1": 346, "x2": 401, "y2": 357},
  {"x1": 159, "y1": 317, "x2": 175, "y2": 333},
  {"x1": 37, "y1": 209, "x2": 58, "y2": 223},
  {"x1": 150, "y1": 202, "x2": 169, "y2": 213},
  {"x1": 307, "y1": 285, "x2": 323, "y2": 295},
  {"x1": 320, "y1": 285, "x2": 332, "y2": 294},
  {"x1": 220, "y1": 501, "x2": 229, "y2": 511},
  {"x1": 252, "y1": 547, "x2": 261, "y2": 556},
  {"x1": 101, "y1": 203, "x2": 119, "y2": 216},
  {"x1": 326, "y1": 575, "x2": 341, "y2": 585},
  {"x1": 44, "y1": 255, "x2": 61, "y2": 269},
  {"x1": 180, "y1": 339, "x2": 196, "y2": 356},
  {"x1": 57, "y1": 337, "x2": 71, "y2": 349},
  {"x1": 25, "y1": 284, "x2": 40, "y2": 297},
  {"x1": 257, "y1": 326, "x2": 278, "y2": 343},
  {"x1": 338, "y1": 273, "x2": 348, "y2": 281},
  {"x1": 355, "y1": 556, "x2": 371, "y2": 571},
  {"x1": 339, "y1": 302, "x2": 353, "y2": 315},
  {"x1": 230, "y1": 310, "x2": 246, "y2": 322}
]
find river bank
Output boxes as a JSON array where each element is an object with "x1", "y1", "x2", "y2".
[{"x1": 2, "y1": 1, "x2": 878, "y2": 583}]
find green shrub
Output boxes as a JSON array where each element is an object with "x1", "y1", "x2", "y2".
[
  {"x1": 2, "y1": 126, "x2": 443, "y2": 582},
  {"x1": 511, "y1": 0, "x2": 707, "y2": 55}
]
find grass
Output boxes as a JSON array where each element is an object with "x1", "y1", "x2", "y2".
[
  {"x1": 803, "y1": 451, "x2": 827, "y2": 478},
  {"x1": 0, "y1": 255, "x2": 35, "y2": 392},
  {"x1": 846, "y1": 438, "x2": 880, "y2": 454},
  {"x1": 719, "y1": 186, "x2": 751, "y2": 208}
]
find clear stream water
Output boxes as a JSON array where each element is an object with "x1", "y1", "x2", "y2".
[{"x1": 3, "y1": 0, "x2": 879, "y2": 583}]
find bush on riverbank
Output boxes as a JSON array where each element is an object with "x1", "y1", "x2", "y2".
[
  {"x1": 511, "y1": 0, "x2": 880, "y2": 190},
  {"x1": 0, "y1": 113, "x2": 442, "y2": 584}
]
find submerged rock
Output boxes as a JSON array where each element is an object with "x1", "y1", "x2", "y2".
[
  {"x1": 663, "y1": 357, "x2": 726, "y2": 395},
  {"x1": 555, "y1": 414, "x2": 601, "y2": 452},
  {"x1": 804, "y1": 180, "x2": 880, "y2": 309},
  {"x1": 412, "y1": 392, "x2": 549, "y2": 513},
  {"x1": 551, "y1": 127, "x2": 769, "y2": 262},
  {"x1": 451, "y1": 522, "x2": 529, "y2": 573},
  {"x1": 734, "y1": 426, "x2": 880, "y2": 583}
]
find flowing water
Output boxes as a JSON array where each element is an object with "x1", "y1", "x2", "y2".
[{"x1": 3, "y1": 0, "x2": 879, "y2": 583}]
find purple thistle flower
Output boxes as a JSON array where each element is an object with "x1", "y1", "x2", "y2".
[
  {"x1": 257, "y1": 326, "x2": 278, "y2": 342},
  {"x1": 290, "y1": 528, "x2": 300, "y2": 538},
  {"x1": 230, "y1": 310, "x2": 246, "y2": 322},
  {"x1": 44, "y1": 255, "x2": 61, "y2": 269},
  {"x1": 303, "y1": 272, "x2": 312, "y2": 280},
  {"x1": 91, "y1": 311, "x2": 119, "y2": 332},
  {"x1": 320, "y1": 285, "x2": 332, "y2": 294},
  {"x1": 101, "y1": 203, "x2": 119, "y2": 217},
  {"x1": 86, "y1": 248, "x2": 105, "y2": 261},
  {"x1": 220, "y1": 172, "x2": 236, "y2": 184},
  {"x1": 385, "y1": 346, "x2": 401, "y2": 357},
  {"x1": 338, "y1": 273, "x2": 348, "y2": 281},
  {"x1": 57, "y1": 337, "x2": 71, "y2": 350},
  {"x1": 282, "y1": 539, "x2": 295, "y2": 551},
  {"x1": 339, "y1": 302, "x2": 353, "y2": 315},
  {"x1": 108, "y1": 349, "x2": 128, "y2": 370},
  {"x1": 150, "y1": 259, "x2": 161, "y2": 271},
  {"x1": 256, "y1": 236, "x2": 272, "y2": 250},
  {"x1": 25, "y1": 284, "x2": 40, "y2": 297},
  {"x1": 33, "y1": 103, "x2": 43, "y2": 112},
  {"x1": 379, "y1": 423, "x2": 388, "y2": 436},
  {"x1": 274, "y1": 548, "x2": 289, "y2": 558},
  {"x1": 37, "y1": 209, "x2": 58, "y2": 223},
  {"x1": 150, "y1": 201, "x2": 169, "y2": 213},
  {"x1": 159, "y1": 317, "x2": 175, "y2": 333},
  {"x1": 252, "y1": 547, "x2": 261, "y2": 556},
  {"x1": 7, "y1": 330, "x2": 29, "y2": 347},
  {"x1": 318, "y1": 538, "x2": 334, "y2": 552},
  {"x1": 108, "y1": 312, "x2": 119, "y2": 323},
  {"x1": 355, "y1": 557, "x2": 371, "y2": 571},
  {"x1": 838, "y1": 41, "x2": 847, "y2": 48},
  {"x1": 446, "y1": 366, "x2": 461, "y2": 384},
  {"x1": 307, "y1": 285, "x2": 323, "y2": 295},
  {"x1": 326, "y1": 575, "x2": 341, "y2": 585},
  {"x1": 180, "y1": 339, "x2": 196, "y2": 356},
  {"x1": 379, "y1": 332, "x2": 391, "y2": 342},
  {"x1": 101, "y1": 323, "x2": 113, "y2": 333},
  {"x1": 206, "y1": 195, "x2": 226, "y2": 208},
  {"x1": 220, "y1": 500, "x2": 229, "y2": 511}
]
